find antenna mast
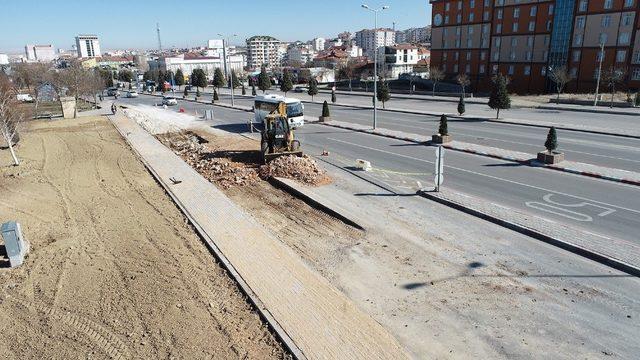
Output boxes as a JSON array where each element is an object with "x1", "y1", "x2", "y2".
[{"x1": 156, "y1": 22, "x2": 162, "y2": 51}]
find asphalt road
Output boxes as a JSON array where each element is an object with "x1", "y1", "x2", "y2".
[
  {"x1": 186, "y1": 91, "x2": 640, "y2": 173},
  {"x1": 119, "y1": 94, "x2": 640, "y2": 246}
]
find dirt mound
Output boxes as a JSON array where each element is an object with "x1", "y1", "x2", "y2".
[
  {"x1": 260, "y1": 155, "x2": 330, "y2": 185},
  {"x1": 158, "y1": 132, "x2": 260, "y2": 189}
]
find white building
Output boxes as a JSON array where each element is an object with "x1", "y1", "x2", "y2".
[
  {"x1": 159, "y1": 53, "x2": 245, "y2": 78},
  {"x1": 75, "y1": 35, "x2": 101, "y2": 58},
  {"x1": 0, "y1": 54, "x2": 8, "y2": 65},
  {"x1": 246, "y1": 35, "x2": 281, "y2": 70},
  {"x1": 354, "y1": 28, "x2": 395, "y2": 59},
  {"x1": 206, "y1": 39, "x2": 224, "y2": 57},
  {"x1": 324, "y1": 38, "x2": 343, "y2": 50},
  {"x1": 24, "y1": 44, "x2": 56, "y2": 62},
  {"x1": 312, "y1": 37, "x2": 326, "y2": 52},
  {"x1": 396, "y1": 27, "x2": 431, "y2": 44},
  {"x1": 348, "y1": 45, "x2": 363, "y2": 58},
  {"x1": 286, "y1": 46, "x2": 315, "y2": 64},
  {"x1": 381, "y1": 44, "x2": 419, "y2": 79}
]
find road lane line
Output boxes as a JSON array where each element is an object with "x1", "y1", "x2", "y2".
[{"x1": 326, "y1": 137, "x2": 640, "y2": 215}]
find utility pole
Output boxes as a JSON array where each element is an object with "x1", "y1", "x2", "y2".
[
  {"x1": 362, "y1": 4, "x2": 389, "y2": 130},
  {"x1": 594, "y1": 41, "x2": 605, "y2": 107},
  {"x1": 156, "y1": 23, "x2": 162, "y2": 52},
  {"x1": 218, "y1": 34, "x2": 238, "y2": 107}
]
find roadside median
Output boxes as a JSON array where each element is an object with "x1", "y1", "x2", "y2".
[{"x1": 318, "y1": 119, "x2": 640, "y2": 187}]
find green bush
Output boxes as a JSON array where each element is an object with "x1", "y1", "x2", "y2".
[{"x1": 322, "y1": 101, "x2": 330, "y2": 117}]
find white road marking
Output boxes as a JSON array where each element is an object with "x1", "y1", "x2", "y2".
[{"x1": 326, "y1": 137, "x2": 640, "y2": 215}]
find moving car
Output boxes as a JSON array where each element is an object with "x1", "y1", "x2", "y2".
[
  {"x1": 126, "y1": 90, "x2": 138, "y2": 98},
  {"x1": 162, "y1": 96, "x2": 178, "y2": 106},
  {"x1": 106, "y1": 87, "x2": 119, "y2": 96},
  {"x1": 293, "y1": 87, "x2": 306, "y2": 93}
]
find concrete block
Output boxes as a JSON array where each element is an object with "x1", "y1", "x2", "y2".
[
  {"x1": 1, "y1": 221, "x2": 29, "y2": 267},
  {"x1": 60, "y1": 96, "x2": 77, "y2": 119}
]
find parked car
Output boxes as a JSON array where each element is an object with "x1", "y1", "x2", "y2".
[
  {"x1": 106, "y1": 87, "x2": 119, "y2": 96},
  {"x1": 293, "y1": 87, "x2": 306, "y2": 93},
  {"x1": 162, "y1": 96, "x2": 178, "y2": 106},
  {"x1": 16, "y1": 93, "x2": 34, "y2": 102},
  {"x1": 126, "y1": 91, "x2": 138, "y2": 98}
]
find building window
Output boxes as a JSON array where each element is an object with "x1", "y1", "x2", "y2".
[
  {"x1": 541, "y1": 67, "x2": 547, "y2": 76},
  {"x1": 526, "y1": 51, "x2": 533, "y2": 61},
  {"x1": 624, "y1": 0, "x2": 634, "y2": 7},
  {"x1": 480, "y1": 51, "x2": 487, "y2": 60},
  {"x1": 620, "y1": 32, "x2": 630, "y2": 45},
  {"x1": 632, "y1": 68, "x2": 640, "y2": 80},
  {"x1": 623, "y1": 13, "x2": 633, "y2": 26},
  {"x1": 456, "y1": 14, "x2": 462, "y2": 23},
  {"x1": 496, "y1": 24, "x2": 502, "y2": 33},
  {"x1": 549, "y1": 4, "x2": 554, "y2": 15},
  {"x1": 570, "y1": 67, "x2": 578, "y2": 77},
  {"x1": 470, "y1": 0, "x2": 475, "y2": 8},
  {"x1": 524, "y1": 66, "x2": 531, "y2": 75},
  {"x1": 511, "y1": 38, "x2": 518, "y2": 46},
  {"x1": 602, "y1": 15, "x2": 611, "y2": 28},
  {"x1": 633, "y1": 51, "x2": 640, "y2": 64},
  {"x1": 479, "y1": 64, "x2": 486, "y2": 74},
  {"x1": 493, "y1": 51, "x2": 500, "y2": 61},
  {"x1": 508, "y1": 65, "x2": 514, "y2": 75},
  {"x1": 579, "y1": 0, "x2": 587, "y2": 11},
  {"x1": 483, "y1": 11, "x2": 490, "y2": 21},
  {"x1": 530, "y1": 6, "x2": 537, "y2": 16},
  {"x1": 465, "y1": 64, "x2": 471, "y2": 73},
  {"x1": 604, "y1": 0, "x2": 613, "y2": 9},
  {"x1": 466, "y1": 51, "x2": 471, "y2": 60},
  {"x1": 453, "y1": 64, "x2": 459, "y2": 73},
  {"x1": 574, "y1": 34, "x2": 583, "y2": 46},
  {"x1": 514, "y1": 7, "x2": 520, "y2": 18},
  {"x1": 572, "y1": 50, "x2": 581, "y2": 62},
  {"x1": 528, "y1": 21, "x2": 535, "y2": 31},
  {"x1": 617, "y1": 50, "x2": 627, "y2": 62},
  {"x1": 510, "y1": 51, "x2": 516, "y2": 60},
  {"x1": 469, "y1": 13, "x2": 475, "y2": 21},
  {"x1": 497, "y1": 9, "x2": 503, "y2": 20},
  {"x1": 445, "y1": 3, "x2": 450, "y2": 11},
  {"x1": 512, "y1": 22, "x2": 519, "y2": 32},
  {"x1": 527, "y1": 36, "x2": 534, "y2": 47},
  {"x1": 576, "y1": 16, "x2": 585, "y2": 28}
]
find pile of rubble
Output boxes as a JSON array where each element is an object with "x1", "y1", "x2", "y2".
[
  {"x1": 259, "y1": 155, "x2": 329, "y2": 186},
  {"x1": 158, "y1": 132, "x2": 260, "y2": 189}
]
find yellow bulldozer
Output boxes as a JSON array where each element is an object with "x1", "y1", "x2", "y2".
[{"x1": 260, "y1": 101, "x2": 302, "y2": 163}]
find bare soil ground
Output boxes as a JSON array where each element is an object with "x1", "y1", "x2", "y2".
[{"x1": 0, "y1": 116, "x2": 288, "y2": 359}]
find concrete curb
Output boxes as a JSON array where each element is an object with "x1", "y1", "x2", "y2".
[
  {"x1": 417, "y1": 190, "x2": 640, "y2": 277},
  {"x1": 107, "y1": 114, "x2": 306, "y2": 360},
  {"x1": 536, "y1": 104, "x2": 640, "y2": 116},
  {"x1": 320, "y1": 121, "x2": 640, "y2": 187},
  {"x1": 307, "y1": 100, "x2": 640, "y2": 139},
  {"x1": 267, "y1": 177, "x2": 365, "y2": 231}
]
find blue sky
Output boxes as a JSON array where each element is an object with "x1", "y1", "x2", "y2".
[{"x1": 0, "y1": 0, "x2": 431, "y2": 53}]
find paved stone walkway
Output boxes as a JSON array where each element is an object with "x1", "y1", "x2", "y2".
[
  {"x1": 321, "y1": 120, "x2": 640, "y2": 186},
  {"x1": 108, "y1": 113, "x2": 409, "y2": 360}
]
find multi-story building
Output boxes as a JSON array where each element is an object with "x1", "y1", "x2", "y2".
[
  {"x1": 24, "y1": 44, "x2": 56, "y2": 62},
  {"x1": 159, "y1": 53, "x2": 245, "y2": 78},
  {"x1": 287, "y1": 46, "x2": 315, "y2": 64},
  {"x1": 246, "y1": 35, "x2": 281, "y2": 70},
  {"x1": 396, "y1": 27, "x2": 432, "y2": 44},
  {"x1": 312, "y1": 37, "x2": 326, "y2": 51},
  {"x1": 0, "y1": 54, "x2": 8, "y2": 65},
  {"x1": 382, "y1": 44, "x2": 420, "y2": 79},
  {"x1": 430, "y1": 0, "x2": 640, "y2": 94},
  {"x1": 355, "y1": 28, "x2": 396, "y2": 59},
  {"x1": 75, "y1": 35, "x2": 101, "y2": 58}
]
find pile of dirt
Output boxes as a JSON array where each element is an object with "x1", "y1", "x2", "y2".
[
  {"x1": 158, "y1": 132, "x2": 330, "y2": 187},
  {"x1": 259, "y1": 155, "x2": 330, "y2": 186},
  {"x1": 158, "y1": 132, "x2": 260, "y2": 189}
]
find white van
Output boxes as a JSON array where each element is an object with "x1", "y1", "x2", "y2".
[{"x1": 254, "y1": 94, "x2": 304, "y2": 128}]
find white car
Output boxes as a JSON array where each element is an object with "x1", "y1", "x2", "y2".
[
  {"x1": 16, "y1": 93, "x2": 34, "y2": 102},
  {"x1": 126, "y1": 91, "x2": 139, "y2": 98},
  {"x1": 162, "y1": 96, "x2": 178, "y2": 106}
]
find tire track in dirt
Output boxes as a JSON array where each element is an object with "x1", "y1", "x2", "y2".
[{"x1": 8, "y1": 296, "x2": 132, "y2": 359}]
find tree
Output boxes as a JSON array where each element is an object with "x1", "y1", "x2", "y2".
[
  {"x1": 322, "y1": 100, "x2": 330, "y2": 118},
  {"x1": 258, "y1": 66, "x2": 270, "y2": 94},
  {"x1": 55, "y1": 62, "x2": 94, "y2": 118},
  {"x1": 183, "y1": 87, "x2": 188, "y2": 98},
  {"x1": 14, "y1": 63, "x2": 50, "y2": 119},
  {"x1": 456, "y1": 73, "x2": 470, "y2": 98},
  {"x1": 429, "y1": 67, "x2": 445, "y2": 96},
  {"x1": 548, "y1": 66, "x2": 573, "y2": 103},
  {"x1": 175, "y1": 69, "x2": 185, "y2": 89},
  {"x1": 635, "y1": 92, "x2": 640, "y2": 107},
  {"x1": 488, "y1": 73, "x2": 511, "y2": 119},
  {"x1": 242, "y1": 85, "x2": 246, "y2": 95},
  {"x1": 337, "y1": 59, "x2": 358, "y2": 91},
  {"x1": 377, "y1": 81, "x2": 390, "y2": 109},
  {"x1": 252, "y1": 85, "x2": 257, "y2": 96},
  {"x1": 544, "y1": 127, "x2": 558, "y2": 152},
  {"x1": 231, "y1": 69, "x2": 241, "y2": 89},
  {"x1": 307, "y1": 78, "x2": 318, "y2": 101},
  {"x1": 213, "y1": 89, "x2": 219, "y2": 101},
  {"x1": 213, "y1": 68, "x2": 226, "y2": 90},
  {"x1": 0, "y1": 75, "x2": 24, "y2": 165},
  {"x1": 280, "y1": 69, "x2": 293, "y2": 96},
  {"x1": 457, "y1": 96, "x2": 465, "y2": 115},
  {"x1": 602, "y1": 66, "x2": 626, "y2": 108},
  {"x1": 118, "y1": 69, "x2": 133, "y2": 83},
  {"x1": 438, "y1": 114, "x2": 448, "y2": 136},
  {"x1": 331, "y1": 90, "x2": 336, "y2": 103},
  {"x1": 191, "y1": 69, "x2": 207, "y2": 91}
]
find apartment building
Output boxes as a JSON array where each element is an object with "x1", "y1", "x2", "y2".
[
  {"x1": 24, "y1": 44, "x2": 56, "y2": 62},
  {"x1": 246, "y1": 35, "x2": 281, "y2": 70},
  {"x1": 382, "y1": 44, "x2": 421, "y2": 79},
  {"x1": 430, "y1": 0, "x2": 640, "y2": 94},
  {"x1": 75, "y1": 35, "x2": 101, "y2": 58},
  {"x1": 355, "y1": 28, "x2": 396, "y2": 59}
]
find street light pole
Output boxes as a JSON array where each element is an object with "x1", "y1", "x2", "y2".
[
  {"x1": 594, "y1": 41, "x2": 605, "y2": 107},
  {"x1": 362, "y1": 4, "x2": 389, "y2": 130},
  {"x1": 218, "y1": 34, "x2": 238, "y2": 107}
]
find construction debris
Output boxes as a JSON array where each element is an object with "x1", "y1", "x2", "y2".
[
  {"x1": 259, "y1": 155, "x2": 330, "y2": 186},
  {"x1": 157, "y1": 131, "x2": 330, "y2": 188}
]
